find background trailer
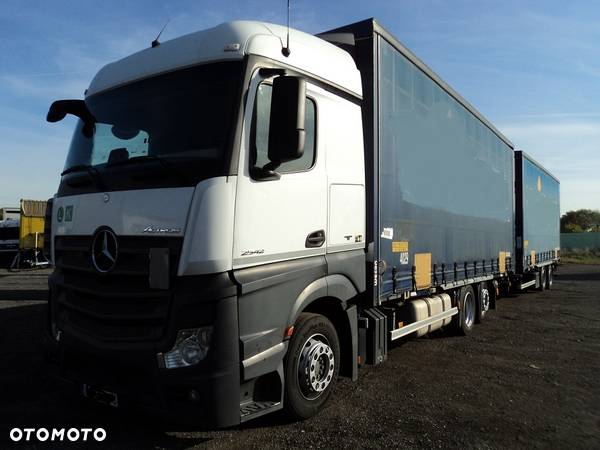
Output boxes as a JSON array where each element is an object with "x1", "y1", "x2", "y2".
[{"x1": 514, "y1": 151, "x2": 560, "y2": 288}]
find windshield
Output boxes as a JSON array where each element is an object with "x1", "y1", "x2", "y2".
[{"x1": 63, "y1": 61, "x2": 242, "y2": 175}]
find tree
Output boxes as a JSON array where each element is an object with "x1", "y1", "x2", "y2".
[{"x1": 560, "y1": 209, "x2": 600, "y2": 233}]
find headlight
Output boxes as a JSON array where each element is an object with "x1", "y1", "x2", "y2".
[{"x1": 159, "y1": 327, "x2": 213, "y2": 369}]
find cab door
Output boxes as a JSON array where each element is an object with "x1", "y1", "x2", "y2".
[{"x1": 232, "y1": 71, "x2": 327, "y2": 269}]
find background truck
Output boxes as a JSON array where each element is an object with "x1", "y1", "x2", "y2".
[
  {"x1": 0, "y1": 207, "x2": 20, "y2": 221},
  {"x1": 0, "y1": 217, "x2": 20, "y2": 254},
  {"x1": 0, "y1": 206, "x2": 20, "y2": 261},
  {"x1": 44, "y1": 18, "x2": 559, "y2": 427},
  {"x1": 0, "y1": 200, "x2": 50, "y2": 269}
]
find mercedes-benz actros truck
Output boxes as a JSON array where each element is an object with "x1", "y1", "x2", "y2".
[{"x1": 44, "y1": 19, "x2": 560, "y2": 427}]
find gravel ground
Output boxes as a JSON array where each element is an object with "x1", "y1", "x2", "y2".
[{"x1": 0, "y1": 264, "x2": 599, "y2": 449}]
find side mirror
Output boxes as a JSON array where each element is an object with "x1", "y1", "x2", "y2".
[
  {"x1": 46, "y1": 103, "x2": 68, "y2": 123},
  {"x1": 267, "y1": 76, "x2": 306, "y2": 167},
  {"x1": 47, "y1": 99, "x2": 96, "y2": 138}
]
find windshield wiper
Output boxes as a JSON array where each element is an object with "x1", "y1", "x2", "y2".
[
  {"x1": 106, "y1": 154, "x2": 166, "y2": 167},
  {"x1": 107, "y1": 155, "x2": 190, "y2": 184},
  {"x1": 61, "y1": 164, "x2": 91, "y2": 176},
  {"x1": 61, "y1": 164, "x2": 106, "y2": 189}
]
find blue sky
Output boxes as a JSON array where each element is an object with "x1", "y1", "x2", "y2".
[{"x1": 1, "y1": 0, "x2": 599, "y2": 214}]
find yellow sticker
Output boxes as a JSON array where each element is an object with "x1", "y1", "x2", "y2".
[
  {"x1": 524, "y1": 240, "x2": 529, "y2": 248},
  {"x1": 392, "y1": 241, "x2": 409, "y2": 253},
  {"x1": 537, "y1": 176, "x2": 542, "y2": 192},
  {"x1": 414, "y1": 253, "x2": 432, "y2": 290}
]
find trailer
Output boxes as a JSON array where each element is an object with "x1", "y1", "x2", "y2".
[
  {"x1": 322, "y1": 20, "x2": 515, "y2": 352},
  {"x1": 514, "y1": 150, "x2": 560, "y2": 290},
  {"x1": 44, "y1": 19, "x2": 559, "y2": 427}
]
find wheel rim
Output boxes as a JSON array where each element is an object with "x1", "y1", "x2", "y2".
[
  {"x1": 464, "y1": 291, "x2": 475, "y2": 327},
  {"x1": 480, "y1": 288, "x2": 490, "y2": 314},
  {"x1": 548, "y1": 268, "x2": 553, "y2": 287},
  {"x1": 297, "y1": 333, "x2": 335, "y2": 400}
]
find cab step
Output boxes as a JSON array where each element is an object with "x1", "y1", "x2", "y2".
[{"x1": 240, "y1": 400, "x2": 282, "y2": 422}]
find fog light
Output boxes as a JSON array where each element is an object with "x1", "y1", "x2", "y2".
[
  {"x1": 189, "y1": 389, "x2": 201, "y2": 403},
  {"x1": 159, "y1": 327, "x2": 213, "y2": 369}
]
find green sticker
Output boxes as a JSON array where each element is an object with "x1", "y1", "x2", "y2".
[
  {"x1": 57, "y1": 207, "x2": 64, "y2": 222},
  {"x1": 65, "y1": 205, "x2": 74, "y2": 222}
]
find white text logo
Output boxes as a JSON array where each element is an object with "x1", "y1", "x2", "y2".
[{"x1": 9, "y1": 428, "x2": 107, "y2": 442}]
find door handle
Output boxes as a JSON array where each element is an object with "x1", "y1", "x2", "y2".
[{"x1": 305, "y1": 230, "x2": 325, "y2": 248}]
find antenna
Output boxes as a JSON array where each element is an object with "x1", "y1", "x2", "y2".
[
  {"x1": 151, "y1": 19, "x2": 170, "y2": 48},
  {"x1": 282, "y1": 0, "x2": 291, "y2": 57}
]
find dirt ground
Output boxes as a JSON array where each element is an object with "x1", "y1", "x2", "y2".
[{"x1": 0, "y1": 264, "x2": 598, "y2": 449}]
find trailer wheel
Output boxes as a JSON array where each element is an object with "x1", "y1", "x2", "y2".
[
  {"x1": 537, "y1": 267, "x2": 546, "y2": 291},
  {"x1": 284, "y1": 313, "x2": 340, "y2": 420},
  {"x1": 475, "y1": 282, "x2": 490, "y2": 323},
  {"x1": 545, "y1": 266, "x2": 553, "y2": 290},
  {"x1": 456, "y1": 285, "x2": 476, "y2": 335}
]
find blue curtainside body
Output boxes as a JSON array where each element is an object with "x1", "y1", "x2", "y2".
[{"x1": 515, "y1": 151, "x2": 560, "y2": 273}]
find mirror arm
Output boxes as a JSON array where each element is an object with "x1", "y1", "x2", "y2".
[
  {"x1": 250, "y1": 165, "x2": 281, "y2": 181},
  {"x1": 258, "y1": 68, "x2": 286, "y2": 78},
  {"x1": 263, "y1": 161, "x2": 281, "y2": 172}
]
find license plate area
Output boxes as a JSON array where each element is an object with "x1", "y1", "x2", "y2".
[{"x1": 82, "y1": 384, "x2": 119, "y2": 408}]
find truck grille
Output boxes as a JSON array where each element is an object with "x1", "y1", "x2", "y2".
[{"x1": 53, "y1": 235, "x2": 182, "y2": 343}]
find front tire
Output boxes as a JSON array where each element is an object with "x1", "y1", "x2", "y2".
[{"x1": 284, "y1": 313, "x2": 340, "y2": 420}]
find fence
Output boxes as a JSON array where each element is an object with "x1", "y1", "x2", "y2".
[{"x1": 561, "y1": 232, "x2": 600, "y2": 251}]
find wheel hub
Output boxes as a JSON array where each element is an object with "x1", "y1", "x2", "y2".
[{"x1": 297, "y1": 334, "x2": 335, "y2": 400}]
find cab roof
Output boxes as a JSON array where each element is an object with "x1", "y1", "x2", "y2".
[{"x1": 87, "y1": 20, "x2": 362, "y2": 98}]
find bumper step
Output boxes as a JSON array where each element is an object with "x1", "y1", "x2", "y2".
[{"x1": 240, "y1": 401, "x2": 282, "y2": 422}]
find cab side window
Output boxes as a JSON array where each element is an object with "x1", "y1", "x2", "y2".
[{"x1": 251, "y1": 83, "x2": 316, "y2": 174}]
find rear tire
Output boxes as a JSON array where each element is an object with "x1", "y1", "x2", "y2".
[
  {"x1": 284, "y1": 313, "x2": 340, "y2": 420},
  {"x1": 537, "y1": 267, "x2": 546, "y2": 291},
  {"x1": 456, "y1": 285, "x2": 476, "y2": 335},
  {"x1": 475, "y1": 282, "x2": 490, "y2": 323},
  {"x1": 545, "y1": 266, "x2": 553, "y2": 290}
]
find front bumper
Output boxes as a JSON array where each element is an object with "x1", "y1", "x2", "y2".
[{"x1": 46, "y1": 271, "x2": 241, "y2": 428}]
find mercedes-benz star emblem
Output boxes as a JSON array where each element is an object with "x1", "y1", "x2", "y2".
[{"x1": 91, "y1": 228, "x2": 118, "y2": 273}]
